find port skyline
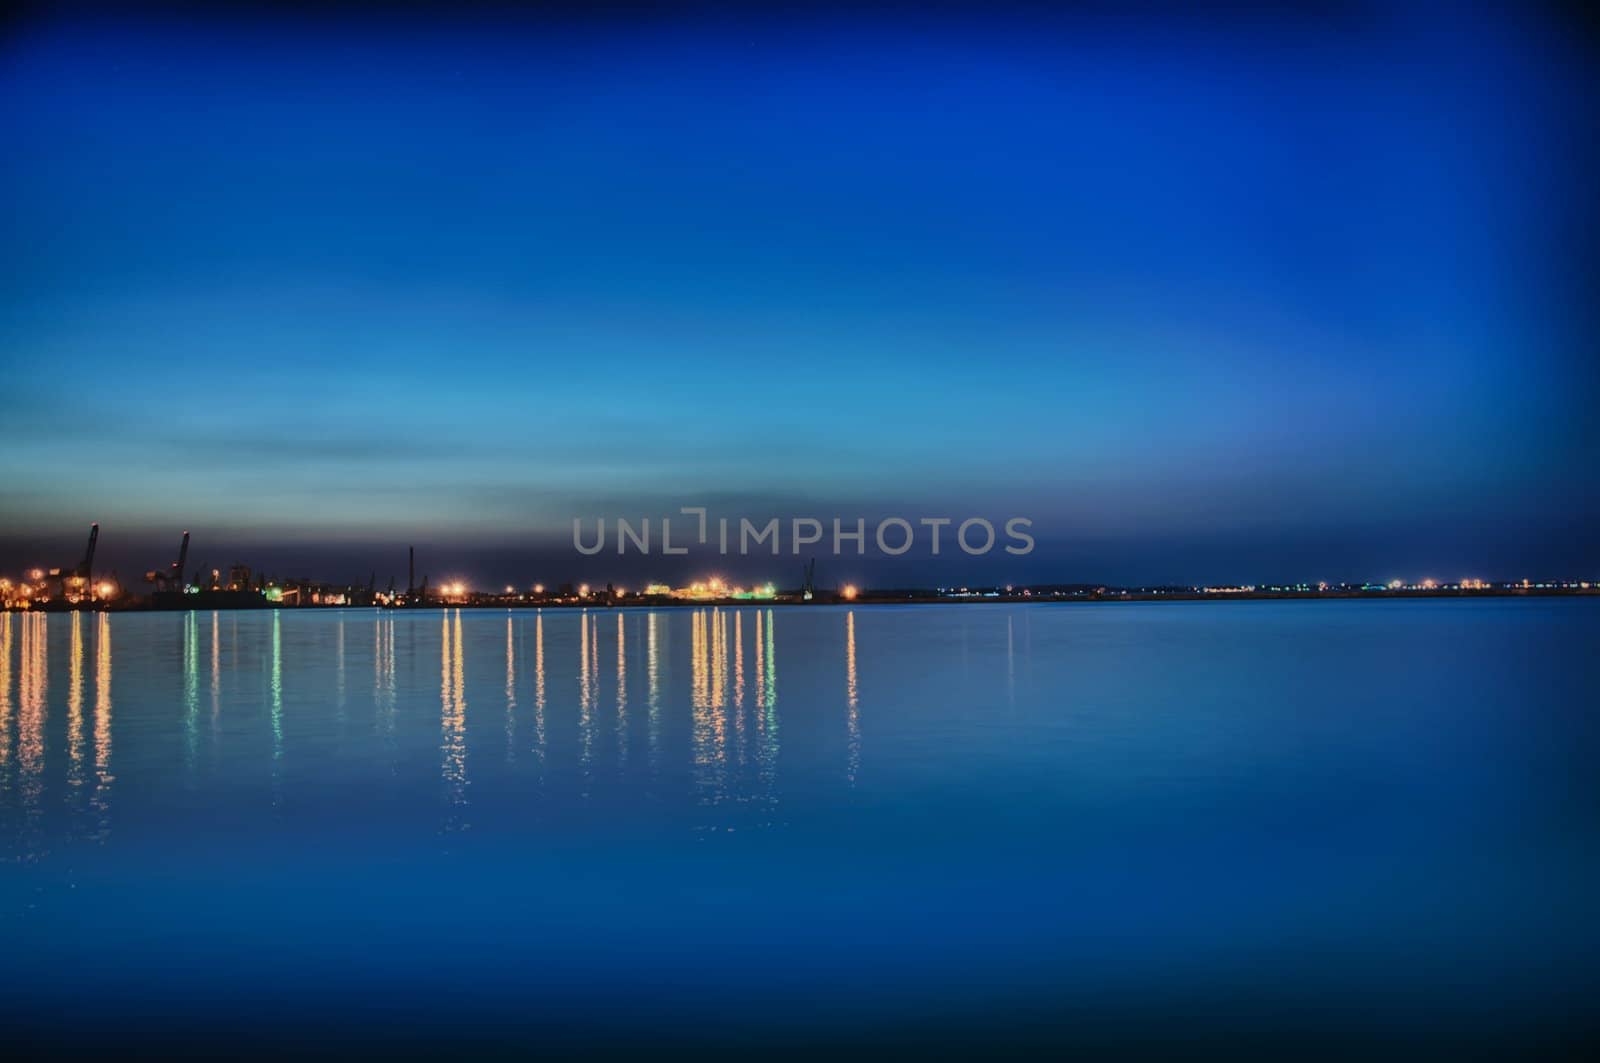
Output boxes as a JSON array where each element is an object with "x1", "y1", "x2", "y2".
[{"x1": 2, "y1": 521, "x2": 1593, "y2": 612}]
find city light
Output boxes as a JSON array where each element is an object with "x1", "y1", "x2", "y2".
[
  {"x1": 0, "y1": 524, "x2": 1593, "y2": 614},
  {"x1": 661, "y1": 578, "x2": 779, "y2": 601}
]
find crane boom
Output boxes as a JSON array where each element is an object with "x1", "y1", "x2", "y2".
[{"x1": 76, "y1": 523, "x2": 99, "y2": 580}]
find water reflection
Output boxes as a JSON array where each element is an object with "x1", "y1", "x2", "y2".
[
  {"x1": 335, "y1": 614, "x2": 346, "y2": 725},
  {"x1": 505, "y1": 615, "x2": 517, "y2": 763},
  {"x1": 0, "y1": 608, "x2": 802, "y2": 833},
  {"x1": 681, "y1": 608, "x2": 784, "y2": 811},
  {"x1": 712, "y1": 609, "x2": 727, "y2": 714},
  {"x1": 753, "y1": 610, "x2": 764, "y2": 712},
  {"x1": 0, "y1": 605, "x2": 1591, "y2": 1042},
  {"x1": 616, "y1": 613, "x2": 628, "y2": 766},
  {"x1": 68, "y1": 613, "x2": 86, "y2": 797},
  {"x1": 0, "y1": 613, "x2": 11, "y2": 773},
  {"x1": 375, "y1": 611, "x2": 397, "y2": 742},
  {"x1": 270, "y1": 611, "x2": 283, "y2": 806},
  {"x1": 730, "y1": 612, "x2": 745, "y2": 767},
  {"x1": 578, "y1": 611, "x2": 595, "y2": 779},
  {"x1": 92, "y1": 613, "x2": 112, "y2": 839},
  {"x1": 646, "y1": 612, "x2": 660, "y2": 770},
  {"x1": 846, "y1": 610, "x2": 859, "y2": 785},
  {"x1": 532, "y1": 612, "x2": 546, "y2": 764},
  {"x1": 19, "y1": 612, "x2": 46, "y2": 817},
  {"x1": 1006, "y1": 614, "x2": 1015, "y2": 708},
  {"x1": 440, "y1": 610, "x2": 468, "y2": 828},
  {"x1": 184, "y1": 611, "x2": 199, "y2": 767},
  {"x1": 758, "y1": 609, "x2": 778, "y2": 808},
  {"x1": 734, "y1": 611, "x2": 745, "y2": 710},
  {"x1": 210, "y1": 612, "x2": 221, "y2": 735},
  {"x1": 691, "y1": 609, "x2": 726, "y2": 803}
]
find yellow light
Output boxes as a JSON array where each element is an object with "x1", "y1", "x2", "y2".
[
  {"x1": 505, "y1": 585, "x2": 514, "y2": 594},
  {"x1": 842, "y1": 584, "x2": 858, "y2": 601},
  {"x1": 533, "y1": 584, "x2": 544, "y2": 594},
  {"x1": 579, "y1": 583, "x2": 589, "y2": 597},
  {"x1": 96, "y1": 582, "x2": 114, "y2": 598},
  {"x1": 30, "y1": 569, "x2": 43, "y2": 581}
]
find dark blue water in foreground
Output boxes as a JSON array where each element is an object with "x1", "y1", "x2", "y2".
[{"x1": 1, "y1": 601, "x2": 1596, "y2": 1053}]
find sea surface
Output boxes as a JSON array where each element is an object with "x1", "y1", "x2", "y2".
[{"x1": 1, "y1": 601, "x2": 1596, "y2": 1053}]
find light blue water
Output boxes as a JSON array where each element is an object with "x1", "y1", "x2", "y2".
[{"x1": 1, "y1": 602, "x2": 1595, "y2": 1051}]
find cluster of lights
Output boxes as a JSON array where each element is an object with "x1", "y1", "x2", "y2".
[
  {"x1": 654, "y1": 577, "x2": 779, "y2": 601},
  {"x1": 0, "y1": 574, "x2": 122, "y2": 605},
  {"x1": 1, "y1": 556, "x2": 1592, "y2": 612},
  {"x1": 416, "y1": 578, "x2": 802, "y2": 603}
]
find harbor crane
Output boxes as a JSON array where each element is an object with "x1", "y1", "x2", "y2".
[
  {"x1": 145, "y1": 531, "x2": 190, "y2": 591},
  {"x1": 44, "y1": 522, "x2": 99, "y2": 598}
]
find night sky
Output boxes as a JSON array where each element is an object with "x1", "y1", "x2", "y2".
[{"x1": 2, "y1": 3, "x2": 1596, "y2": 588}]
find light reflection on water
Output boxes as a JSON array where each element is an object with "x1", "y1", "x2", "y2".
[
  {"x1": 1, "y1": 601, "x2": 1597, "y2": 1044},
  {"x1": 4, "y1": 601, "x2": 1596, "y2": 843},
  {"x1": 374, "y1": 610, "x2": 396, "y2": 743},
  {"x1": 18, "y1": 612, "x2": 45, "y2": 820},
  {"x1": 846, "y1": 609, "x2": 859, "y2": 786},
  {"x1": 183, "y1": 611, "x2": 198, "y2": 769},
  {"x1": 0, "y1": 613, "x2": 11, "y2": 774},
  {"x1": 440, "y1": 609, "x2": 467, "y2": 829},
  {"x1": 91, "y1": 612, "x2": 111, "y2": 840},
  {"x1": 504, "y1": 615, "x2": 517, "y2": 765},
  {"x1": 532, "y1": 611, "x2": 546, "y2": 764},
  {"x1": 66, "y1": 613, "x2": 84, "y2": 801}
]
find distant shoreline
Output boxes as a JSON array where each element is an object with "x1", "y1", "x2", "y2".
[{"x1": 8, "y1": 586, "x2": 1597, "y2": 613}]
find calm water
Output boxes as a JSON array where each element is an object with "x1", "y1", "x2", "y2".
[{"x1": 1, "y1": 601, "x2": 1596, "y2": 1052}]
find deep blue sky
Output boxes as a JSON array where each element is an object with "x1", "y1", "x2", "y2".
[{"x1": 2, "y1": 4, "x2": 1596, "y2": 587}]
